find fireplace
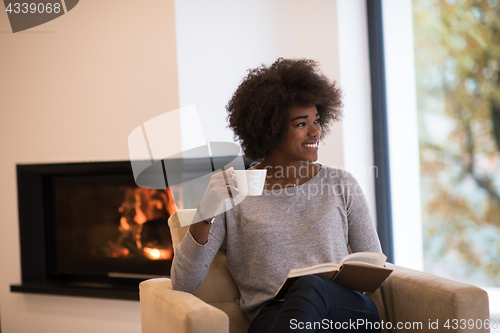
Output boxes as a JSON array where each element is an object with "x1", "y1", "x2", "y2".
[{"x1": 11, "y1": 156, "x2": 249, "y2": 300}]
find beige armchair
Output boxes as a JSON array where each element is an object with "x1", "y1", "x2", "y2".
[{"x1": 140, "y1": 210, "x2": 490, "y2": 333}]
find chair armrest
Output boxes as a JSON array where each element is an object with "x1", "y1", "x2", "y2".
[
  {"x1": 382, "y1": 264, "x2": 490, "y2": 332},
  {"x1": 140, "y1": 278, "x2": 229, "y2": 333}
]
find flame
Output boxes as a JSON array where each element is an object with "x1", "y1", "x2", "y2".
[
  {"x1": 144, "y1": 247, "x2": 172, "y2": 260},
  {"x1": 106, "y1": 188, "x2": 177, "y2": 260},
  {"x1": 134, "y1": 193, "x2": 148, "y2": 225},
  {"x1": 119, "y1": 217, "x2": 130, "y2": 231}
]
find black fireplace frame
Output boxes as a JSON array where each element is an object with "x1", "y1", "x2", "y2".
[{"x1": 11, "y1": 157, "x2": 249, "y2": 300}]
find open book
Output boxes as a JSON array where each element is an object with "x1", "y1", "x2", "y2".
[{"x1": 274, "y1": 252, "x2": 393, "y2": 300}]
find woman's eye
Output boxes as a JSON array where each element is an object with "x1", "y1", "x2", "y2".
[{"x1": 295, "y1": 119, "x2": 320, "y2": 127}]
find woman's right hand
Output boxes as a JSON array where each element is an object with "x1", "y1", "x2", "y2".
[
  {"x1": 196, "y1": 167, "x2": 237, "y2": 221},
  {"x1": 189, "y1": 167, "x2": 236, "y2": 244},
  {"x1": 189, "y1": 167, "x2": 237, "y2": 244}
]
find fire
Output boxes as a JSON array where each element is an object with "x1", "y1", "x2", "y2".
[
  {"x1": 119, "y1": 217, "x2": 130, "y2": 231},
  {"x1": 145, "y1": 248, "x2": 161, "y2": 259},
  {"x1": 105, "y1": 188, "x2": 177, "y2": 260},
  {"x1": 143, "y1": 247, "x2": 173, "y2": 260}
]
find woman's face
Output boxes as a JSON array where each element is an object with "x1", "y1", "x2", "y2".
[{"x1": 272, "y1": 105, "x2": 321, "y2": 163}]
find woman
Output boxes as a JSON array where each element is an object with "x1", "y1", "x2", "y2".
[{"x1": 171, "y1": 58, "x2": 382, "y2": 332}]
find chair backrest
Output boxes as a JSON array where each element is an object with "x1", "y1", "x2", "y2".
[{"x1": 168, "y1": 210, "x2": 250, "y2": 333}]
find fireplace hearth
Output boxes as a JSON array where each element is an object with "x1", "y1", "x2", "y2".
[{"x1": 11, "y1": 156, "x2": 248, "y2": 300}]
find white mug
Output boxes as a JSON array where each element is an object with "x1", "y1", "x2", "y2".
[{"x1": 233, "y1": 170, "x2": 267, "y2": 196}]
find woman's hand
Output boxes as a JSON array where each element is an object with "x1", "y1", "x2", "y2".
[
  {"x1": 189, "y1": 167, "x2": 236, "y2": 244},
  {"x1": 197, "y1": 167, "x2": 237, "y2": 220}
]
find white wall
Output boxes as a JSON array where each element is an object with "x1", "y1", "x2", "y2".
[
  {"x1": 175, "y1": 0, "x2": 344, "y2": 168},
  {"x1": 0, "y1": 1, "x2": 179, "y2": 332}
]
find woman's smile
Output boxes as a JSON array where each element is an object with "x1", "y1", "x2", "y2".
[
  {"x1": 275, "y1": 105, "x2": 322, "y2": 163},
  {"x1": 302, "y1": 140, "x2": 319, "y2": 149}
]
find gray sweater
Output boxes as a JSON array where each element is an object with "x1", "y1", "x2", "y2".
[{"x1": 171, "y1": 165, "x2": 382, "y2": 321}]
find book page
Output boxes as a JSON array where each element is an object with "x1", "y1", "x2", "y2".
[
  {"x1": 288, "y1": 262, "x2": 339, "y2": 278},
  {"x1": 275, "y1": 257, "x2": 392, "y2": 299},
  {"x1": 340, "y1": 252, "x2": 386, "y2": 267}
]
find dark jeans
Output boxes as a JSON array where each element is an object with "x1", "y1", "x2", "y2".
[{"x1": 248, "y1": 275, "x2": 381, "y2": 333}]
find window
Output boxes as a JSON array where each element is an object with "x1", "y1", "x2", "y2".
[{"x1": 381, "y1": 0, "x2": 500, "y2": 322}]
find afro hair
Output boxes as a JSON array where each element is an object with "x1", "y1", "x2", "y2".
[{"x1": 226, "y1": 58, "x2": 343, "y2": 161}]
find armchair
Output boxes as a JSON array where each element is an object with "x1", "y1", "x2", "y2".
[{"x1": 140, "y1": 210, "x2": 490, "y2": 333}]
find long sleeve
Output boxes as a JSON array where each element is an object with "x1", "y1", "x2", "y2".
[
  {"x1": 344, "y1": 172, "x2": 382, "y2": 254},
  {"x1": 170, "y1": 213, "x2": 226, "y2": 293}
]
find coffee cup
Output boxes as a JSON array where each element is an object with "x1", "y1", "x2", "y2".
[{"x1": 233, "y1": 170, "x2": 267, "y2": 196}]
